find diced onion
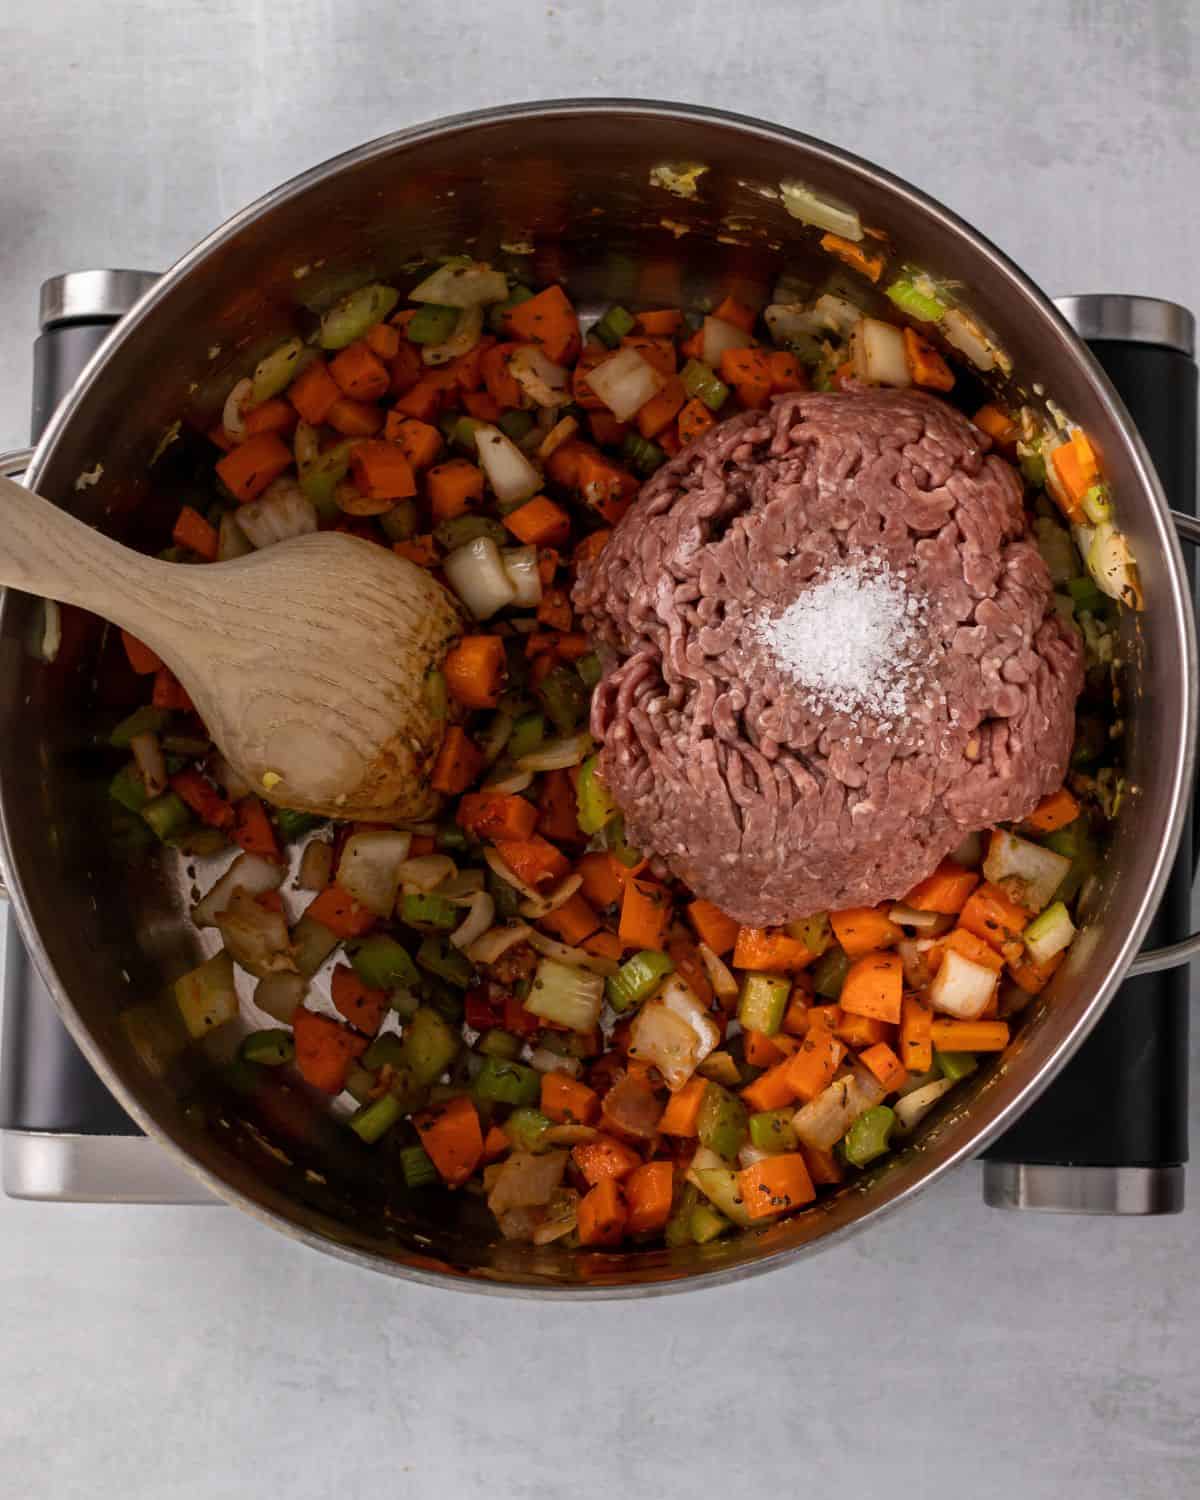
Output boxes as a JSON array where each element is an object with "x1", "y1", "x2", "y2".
[
  {"x1": 482, "y1": 767, "x2": 534, "y2": 796},
  {"x1": 130, "y1": 731, "x2": 167, "y2": 798},
  {"x1": 254, "y1": 971, "x2": 308, "y2": 1024},
  {"x1": 927, "y1": 948, "x2": 997, "y2": 1020},
  {"x1": 697, "y1": 942, "x2": 739, "y2": 1002},
  {"x1": 942, "y1": 308, "x2": 997, "y2": 372},
  {"x1": 509, "y1": 345, "x2": 571, "y2": 407},
  {"x1": 530, "y1": 1187, "x2": 581, "y2": 1244},
  {"x1": 526, "y1": 929, "x2": 620, "y2": 978},
  {"x1": 586, "y1": 346, "x2": 665, "y2": 422},
  {"x1": 409, "y1": 261, "x2": 509, "y2": 308},
  {"x1": 530, "y1": 1051, "x2": 584, "y2": 1080},
  {"x1": 893, "y1": 1077, "x2": 956, "y2": 1133},
  {"x1": 473, "y1": 422, "x2": 543, "y2": 507},
  {"x1": 214, "y1": 889, "x2": 296, "y2": 979},
  {"x1": 193, "y1": 852, "x2": 285, "y2": 929},
  {"x1": 395, "y1": 853, "x2": 457, "y2": 893},
  {"x1": 525, "y1": 956, "x2": 606, "y2": 1030},
  {"x1": 628, "y1": 975, "x2": 720, "y2": 1090},
  {"x1": 423, "y1": 303, "x2": 484, "y2": 368},
  {"x1": 792, "y1": 1067, "x2": 885, "y2": 1151},
  {"x1": 515, "y1": 731, "x2": 592, "y2": 772},
  {"x1": 450, "y1": 890, "x2": 495, "y2": 951},
  {"x1": 217, "y1": 511, "x2": 252, "y2": 561},
  {"x1": 337, "y1": 830, "x2": 413, "y2": 917},
  {"x1": 738, "y1": 1144, "x2": 772, "y2": 1169},
  {"x1": 222, "y1": 377, "x2": 253, "y2": 439},
  {"x1": 236, "y1": 479, "x2": 318, "y2": 549},
  {"x1": 850, "y1": 317, "x2": 911, "y2": 387},
  {"x1": 487, "y1": 1149, "x2": 568, "y2": 1215},
  {"x1": 293, "y1": 419, "x2": 321, "y2": 468},
  {"x1": 536, "y1": 415, "x2": 578, "y2": 462},
  {"x1": 888, "y1": 903, "x2": 946, "y2": 931},
  {"x1": 443, "y1": 534, "x2": 518, "y2": 620},
  {"x1": 700, "y1": 316, "x2": 752, "y2": 370},
  {"x1": 466, "y1": 920, "x2": 534, "y2": 965},
  {"x1": 983, "y1": 830, "x2": 1071, "y2": 913},
  {"x1": 502, "y1": 545, "x2": 543, "y2": 607},
  {"x1": 779, "y1": 179, "x2": 863, "y2": 240},
  {"x1": 250, "y1": 337, "x2": 304, "y2": 405},
  {"x1": 297, "y1": 839, "x2": 333, "y2": 891},
  {"x1": 436, "y1": 868, "x2": 486, "y2": 900},
  {"x1": 518, "y1": 873, "x2": 584, "y2": 921},
  {"x1": 1024, "y1": 901, "x2": 1077, "y2": 966},
  {"x1": 1088, "y1": 522, "x2": 1142, "y2": 608},
  {"x1": 482, "y1": 847, "x2": 542, "y2": 905}
]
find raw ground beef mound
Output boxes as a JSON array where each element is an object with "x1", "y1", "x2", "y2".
[{"x1": 574, "y1": 389, "x2": 1084, "y2": 925}]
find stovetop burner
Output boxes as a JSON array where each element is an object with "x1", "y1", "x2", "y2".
[{"x1": 0, "y1": 273, "x2": 1193, "y2": 1213}]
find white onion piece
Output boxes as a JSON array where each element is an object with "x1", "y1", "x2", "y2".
[
  {"x1": 779, "y1": 179, "x2": 863, "y2": 240},
  {"x1": 254, "y1": 971, "x2": 307, "y2": 1024},
  {"x1": 236, "y1": 479, "x2": 318, "y2": 549},
  {"x1": 697, "y1": 941, "x2": 739, "y2": 1002},
  {"x1": 396, "y1": 854, "x2": 458, "y2": 894},
  {"x1": 482, "y1": 767, "x2": 534, "y2": 796},
  {"x1": 297, "y1": 838, "x2": 333, "y2": 891},
  {"x1": 764, "y1": 303, "x2": 817, "y2": 346},
  {"x1": 529, "y1": 1049, "x2": 583, "y2": 1078},
  {"x1": 214, "y1": 889, "x2": 296, "y2": 979},
  {"x1": 586, "y1": 346, "x2": 665, "y2": 422},
  {"x1": 894, "y1": 1077, "x2": 956, "y2": 1133},
  {"x1": 436, "y1": 868, "x2": 486, "y2": 900},
  {"x1": 450, "y1": 890, "x2": 495, "y2": 951},
  {"x1": 501, "y1": 545, "x2": 543, "y2": 607},
  {"x1": 536, "y1": 415, "x2": 578, "y2": 462},
  {"x1": 526, "y1": 928, "x2": 620, "y2": 977},
  {"x1": 293, "y1": 419, "x2": 320, "y2": 468},
  {"x1": 850, "y1": 317, "x2": 911, "y2": 387},
  {"x1": 942, "y1": 308, "x2": 996, "y2": 371},
  {"x1": 444, "y1": 534, "x2": 519, "y2": 620},
  {"x1": 130, "y1": 731, "x2": 167, "y2": 798},
  {"x1": 250, "y1": 337, "x2": 304, "y2": 405},
  {"x1": 738, "y1": 1144, "x2": 772, "y2": 1169},
  {"x1": 337, "y1": 830, "x2": 412, "y2": 917},
  {"x1": 927, "y1": 949, "x2": 998, "y2": 1020},
  {"x1": 473, "y1": 424, "x2": 542, "y2": 507},
  {"x1": 509, "y1": 345, "x2": 571, "y2": 407},
  {"x1": 409, "y1": 261, "x2": 509, "y2": 308},
  {"x1": 487, "y1": 1149, "x2": 568, "y2": 1215},
  {"x1": 423, "y1": 303, "x2": 484, "y2": 367},
  {"x1": 700, "y1": 316, "x2": 752, "y2": 369},
  {"x1": 222, "y1": 377, "x2": 253, "y2": 440},
  {"x1": 193, "y1": 853, "x2": 285, "y2": 929},
  {"x1": 515, "y1": 732, "x2": 592, "y2": 773},
  {"x1": 888, "y1": 903, "x2": 946, "y2": 931},
  {"x1": 217, "y1": 510, "x2": 252, "y2": 561},
  {"x1": 467, "y1": 920, "x2": 534, "y2": 965},
  {"x1": 482, "y1": 846, "x2": 542, "y2": 905},
  {"x1": 518, "y1": 873, "x2": 584, "y2": 921}
]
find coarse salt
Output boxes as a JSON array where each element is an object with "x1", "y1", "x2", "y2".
[{"x1": 751, "y1": 556, "x2": 925, "y2": 721}]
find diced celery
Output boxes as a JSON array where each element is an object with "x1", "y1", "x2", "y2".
[
  {"x1": 681, "y1": 359, "x2": 729, "y2": 412},
  {"x1": 785, "y1": 912, "x2": 832, "y2": 960},
  {"x1": 416, "y1": 935, "x2": 474, "y2": 989},
  {"x1": 174, "y1": 950, "x2": 238, "y2": 1039},
  {"x1": 537, "y1": 665, "x2": 588, "y2": 736},
  {"x1": 485, "y1": 865, "x2": 523, "y2": 922},
  {"x1": 299, "y1": 439, "x2": 355, "y2": 515},
  {"x1": 696, "y1": 1084, "x2": 748, "y2": 1160},
  {"x1": 398, "y1": 1006, "x2": 460, "y2": 1086},
  {"x1": 498, "y1": 409, "x2": 536, "y2": 443},
  {"x1": 488, "y1": 284, "x2": 534, "y2": 334},
  {"x1": 350, "y1": 935, "x2": 420, "y2": 991},
  {"x1": 935, "y1": 1050, "x2": 978, "y2": 1083},
  {"x1": 592, "y1": 304, "x2": 637, "y2": 348},
  {"x1": 240, "y1": 1028, "x2": 295, "y2": 1066},
  {"x1": 408, "y1": 303, "x2": 461, "y2": 344},
  {"x1": 110, "y1": 705, "x2": 171, "y2": 749},
  {"x1": 109, "y1": 762, "x2": 149, "y2": 814},
  {"x1": 842, "y1": 1105, "x2": 896, "y2": 1168},
  {"x1": 390, "y1": 989, "x2": 420, "y2": 1021},
  {"x1": 274, "y1": 808, "x2": 323, "y2": 842},
  {"x1": 813, "y1": 947, "x2": 851, "y2": 999},
  {"x1": 1067, "y1": 575, "x2": 1106, "y2": 614},
  {"x1": 692, "y1": 1167, "x2": 752, "y2": 1228},
  {"x1": 526, "y1": 957, "x2": 605, "y2": 1032},
  {"x1": 361, "y1": 1032, "x2": 406, "y2": 1070},
  {"x1": 749, "y1": 1108, "x2": 799, "y2": 1153},
  {"x1": 478, "y1": 1028, "x2": 522, "y2": 1061},
  {"x1": 1082, "y1": 483, "x2": 1113, "y2": 525},
  {"x1": 690, "y1": 1202, "x2": 733, "y2": 1244},
  {"x1": 603, "y1": 815, "x2": 643, "y2": 869},
  {"x1": 349, "y1": 1092, "x2": 403, "y2": 1144},
  {"x1": 577, "y1": 653, "x2": 603, "y2": 690},
  {"x1": 141, "y1": 791, "x2": 191, "y2": 842},
  {"x1": 401, "y1": 892, "x2": 459, "y2": 931},
  {"x1": 508, "y1": 711, "x2": 546, "y2": 762},
  {"x1": 474, "y1": 1055, "x2": 541, "y2": 1107},
  {"x1": 622, "y1": 432, "x2": 666, "y2": 476},
  {"x1": 505, "y1": 1106, "x2": 552, "y2": 1153},
  {"x1": 606, "y1": 950, "x2": 674, "y2": 1013},
  {"x1": 697, "y1": 1050, "x2": 744, "y2": 1088},
  {"x1": 318, "y1": 284, "x2": 400, "y2": 349},
  {"x1": 1024, "y1": 901, "x2": 1077, "y2": 964},
  {"x1": 399, "y1": 1144, "x2": 439, "y2": 1187},
  {"x1": 664, "y1": 1183, "x2": 701, "y2": 1247},
  {"x1": 576, "y1": 754, "x2": 617, "y2": 835},
  {"x1": 290, "y1": 914, "x2": 340, "y2": 978},
  {"x1": 885, "y1": 279, "x2": 946, "y2": 323},
  {"x1": 737, "y1": 972, "x2": 791, "y2": 1036},
  {"x1": 380, "y1": 498, "x2": 421, "y2": 543},
  {"x1": 434, "y1": 514, "x2": 509, "y2": 551}
]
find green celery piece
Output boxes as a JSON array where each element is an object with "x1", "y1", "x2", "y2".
[
  {"x1": 380, "y1": 499, "x2": 421, "y2": 543},
  {"x1": 842, "y1": 1105, "x2": 896, "y2": 1168},
  {"x1": 1081, "y1": 483, "x2": 1113, "y2": 525},
  {"x1": 498, "y1": 409, "x2": 536, "y2": 443},
  {"x1": 665, "y1": 1183, "x2": 701, "y2": 1247},
  {"x1": 737, "y1": 972, "x2": 791, "y2": 1036},
  {"x1": 299, "y1": 441, "x2": 355, "y2": 519},
  {"x1": 473, "y1": 1055, "x2": 541, "y2": 1107},
  {"x1": 141, "y1": 791, "x2": 191, "y2": 842},
  {"x1": 690, "y1": 1202, "x2": 733, "y2": 1244},
  {"x1": 478, "y1": 1028, "x2": 522, "y2": 1061},
  {"x1": 401, "y1": 892, "x2": 459, "y2": 931},
  {"x1": 505, "y1": 1107, "x2": 552, "y2": 1153},
  {"x1": 398, "y1": 1007, "x2": 460, "y2": 1086},
  {"x1": 109, "y1": 762, "x2": 149, "y2": 814},
  {"x1": 399, "y1": 1144, "x2": 439, "y2": 1187},
  {"x1": 592, "y1": 304, "x2": 636, "y2": 348},
  {"x1": 174, "y1": 950, "x2": 237, "y2": 1039},
  {"x1": 405, "y1": 302, "x2": 460, "y2": 345},
  {"x1": 350, "y1": 935, "x2": 420, "y2": 991},
  {"x1": 622, "y1": 432, "x2": 666, "y2": 476},
  {"x1": 274, "y1": 808, "x2": 323, "y2": 842},
  {"x1": 813, "y1": 947, "x2": 851, "y2": 1000},
  {"x1": 416, "y1": 934, "x2": 474, "y2": 989},
  {"x1": 1067, "y1": 575, "x2": 1106, "y2": 614},
  {"x1": 885, "y1": 279, "x2": 945, "y2": 322},
  {"x1": 508, "y1": 711, "x2": 546, "y2": 762},
  {"x1": 110, "y1": 705, "x2": 171, "y2": 749},
  {"x1": 486, "y1": 865, "x2": 523, "y2": 922},
  {"x1": 606, "y1": 949, "x2": 674, "y2": 1013},
  {"x1": 419, "y1": 976, "x2": 465, "y2": 1025},
  {"x1": 576, "y1": 754, "x2": 617, "y2": 835},
  {"x1": 1019, "y1": 446, "x2": 1047, "y2": 489},
  {"x1": 361, "y1": 1032, "x2": 406, "y2": 1071},
  {"x1": 452, "y1": 416, "x2": 485, "y2": 453},
  {"x1": 786, "y1": 912, "x2": 832, "y2": 960},
  {"x1": 537, "y1": 664, "x2": 588, "y2": 736},
  {"x1": 488, "y1": 284, "x2": 534, "y2": 335},
  {"x1": 349, "y1": 1092, "x2": 404, "y2": 1144},
  {"x1": 435, "y1": 821, "x2": 469, "y2": 854},
  {"x1": 693, "y1": 1167, "x2": 752, "y2": 1228},
  {"x1": 390, "y1": 989, "x2": 420, "y2": 1020},
  {"x1": 602, "y1": 815, "x2": 643, "y2": 869},
  {"x1": 680, "y1": 358, "x2": 729, "y2": 412},
  {"x1": 936, "y1": 1050, "x2": 978, "y2": 1083},
  {"x1": 318, "y1": 284, "x2": 400, "y2": 349},
  {"x1": 749, "y1": 1108, "x2": 799, "y2": 1153},
  {"x1": 576, "y1": 653, "x2": 603, "y2": 690},
  {"x1": 696, "y1": 1084, "x2": 749, "y2": 1161},
  {"x1": 239, "y1": 1029, "x2": 295, "y2": 1066},
  {"x1": 434, "y1": 514, "x2": 508, "y2": 551}
]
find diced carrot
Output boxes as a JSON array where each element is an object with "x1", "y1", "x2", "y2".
[
  {"x1": 541, "y1": 1071, "x2": 600, "y2": 1126},
  {"x1": 832, "y1": 360, "x2": 857, "y2": 391},
  {"x1": 329, "y1": 964, "x2": 387, "y2": 1036},
  {"x1": 215, "y1": 432, "x2": 293, "y2": 503},
  {"x1": 536, "y1": 587, "x2": 573, "y2": 633},
  {"x1": 732, "y1": 927, "x2": 812, "y2": 972},
  {"x1": 304, "y1": 882, "x2": 376, "y2": 939},
  {"x1": 443, "y1": 634, "x2": 506, "y2": 710},
  {"x1": 365, "y1": 322, "x2": 401, "y2": 360},
  {"x1": 414, "y1": 1096, "x2": 484, "y2": 1187},
  {"x1": 624, "y1": 1160, "x2": 674, "y2": 1234},
  {"x1": 380, "y1": 415, "x2": 441, "y2": 471},
  {"x1": 618, "y1": 878, "x2": 671, "y2": 951},
  {"x1": 740, "y1": 1059, "x2": 799, "y2": 1114},
  {"x1": 677, "y1": 397, "x2": 716, "y2": 446},
  {"x1": 839, "y1": 952, "x2": 904, "y2": 1023},
  {"x1": 480, "y1": 342, "x2": 526, "y2": 408},
  {"x1": 291, "y1": 1007, "x2": 368, "y2": 1094},
  {"x1": 208, "y1": 424, "x2": 236, "y2": 452},
  {"x1": 430, "y1": 725, "x2": 482, "y2": 796},
  {"x1": 659, "y1": 1076, "x2": 708, "y2": 1135},
  {"x1": 506, "y1": 285, "x2": 581, "y2": 365},
  {"x1": 536, "y1": 548, "x2": 559, "y2": 587},
  {"x1": 326, "y1": 398, "x2": 385, "y2": 437},
  {"x1": 942, "y1": 926, "x2": 1006, "y2": 973},
  {"x1": 588, "y1": 409, "x2": 628, "y2": 445},
  {"x1": 329, "y1": 341, "x2": 390, "y2": 402},
  {"x1": 492, "y1": 834, "x2": 570, "y2": 889},
  {"x1": 744, "y1": 1028, "x2": 787, "y2": 1069},
  {"x1": 712, "y1": 295, "x2": 757, "y2": 333},
  {"x1": 686, "y1": 899, "x2": 740, "y2": 956},
  {"x1": 719, "y1": 347, "x2": 772, "y2": 409},
  {"x1": 482, "y1": 1123, "x2": 511, "y2": 1162},
  {"x1": 584, "y1": 930, "x2": 624, "y2": 961},
  {"x1": 578, "y1": 851, "x2": 631, "y2": 911},
  {"x1": 572, "y1": 1135, "x2": 641, "y2": 1185},
  {"x1": 152, "y1": 668, "x2": 194, "y2": 712},
  {"x1": 576, "y1": 449, "x2": 638, "y2": 524},
  {"x1": 391, "y1": 378, "x2": 446, "y2": 424},
  {"x1": 819, "y1": 232, "x2": 886, "y2": 282},
  {"x1": 503, "y1": 495, "x2": 571, "y2": 547},
  {"x1": 392, "y1": 536, "x2": 438, "y2": 567},
  {"x1": 903, "y1": 327, "x2": 955, "y2": 391},
  {"x1": 782, "y1": 1016, "x2": 844, "y2": 1102},
  {"x1": 636, "y1": 375, "x2": 686, "y2": 439},
  {"x1": 388, "y1": 341, "x2": 423, "y2": 398},
  {"x1": 767, "y1": 350, "x2": 807, "y2": 394},
  {"x1": 573, "y1": 528, "x2": 612, "y2": 570},
  {"x1": 636, "y1": 309, "x2": 683, "y2": 336},
  {"x1": 834, "y1": 1012, "x2": 891, "y2": 1049},
  {"x1": 427, "y1": 459, "x2": 484, "y2": 522},
  {"x1": 658, "y1": 426, "x2": 682, "y2": 458},
  {"x1": 231, "y1": 795, "x2": 280, "y2": 859},
  {"x1": 536, "y1": 768, "x2": 578, "y2": 844},
  {"x1": 348, "y1": 441, "x2": 416, "y2": 502},
  {"x1": 1051, "y1": 430, "x2": 1100, "y2": 509},
  {"x1": 577, "y1": 1177, "x2": 627, "y2": 1246},
  {"x1": 545, "y1": 439, "x2": 588, "y2": 489},
  {"x1": 121, "y1": 629, "x2": 162, "y2": 676},
  {"x1": 782, "y1": 994, "x2": 811, "y2": 1037},
  {"x1": 859, "y1": 1042, "x2": 908, "y2": 1092},
  {"x1": 503, "y1": 991, "x2": 541, "y2": 1039},
  {"x1": 540, "y1": 892, "x2": 601, "y2": 947},
  {"x1": 461, "y1": 390, "x2": 500, "y2": 422},
  {"x1": 1023, "y1": 788, "x2": 1081, "y2": 834},
  {"x1": 959, "y1": 882, "x2": 1029, "y2": 949},
  {"x1": 619, "y1": 335, "x2": 676, "y2": 376},
  {"x1": 243, "y1": 398, "x2": 298, "y2": 439},
  {"x1": 1006, "y1": 946, "x2": 1065, "y2": 995},
  {"x1": 973, "y1": 402, "x2": 1019, "y2": 449},
  {"x1": 802, "y1": 1143, "x2": 844, "y2": 1186},
  {"x1": 739, "y1": 1153, "x2": 815, "y2": 1220},
  {"x1": 899, "y1": 995, "x2": 933, "y2": 1073},
  {"x1": 288, "y1": 360, "x2": 342, "y2": 425},
  {"x1": 831, "y1": 907, "x2": 902, "y2": 959},
  {"x1": 457, "y1": 791, "x2": 538, "y2": 842},
  {"x1": 928, "y1": 1019, "x2": 1010, "y2": 1052},
  {"x1": 903, "y1": 860, "x2": 979, "y2": 915},
  {"x1": 407, "y1": 835, "x2": 436, "y2": 857},
  {"x1": 168, "y1": 768, "x2": 233, "y2": 829}
]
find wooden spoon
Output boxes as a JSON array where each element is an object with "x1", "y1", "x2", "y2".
[{"x1": 0, "y1": 475, "x2": 463, "y2": 820}]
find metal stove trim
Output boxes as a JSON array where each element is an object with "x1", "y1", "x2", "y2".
[
  {"x1": 982, "y1": 1161, "x2": 1184, "y2": 1215},
  {"x1": 3, "y1": 1130, "x2": 217, "y2": 1204}
]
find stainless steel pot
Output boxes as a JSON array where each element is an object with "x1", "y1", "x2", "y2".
[{"x1": 1, "y1": 100, "x2": 1195, "y2": 1295}]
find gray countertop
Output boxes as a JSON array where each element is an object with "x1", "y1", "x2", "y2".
[{"x1": 1, "y1": 2, "x2": 1198, "y2": 1496}]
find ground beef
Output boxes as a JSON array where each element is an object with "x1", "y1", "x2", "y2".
[{"x1": 574, "y1": 389, "x2": 1084, "y2": 925}]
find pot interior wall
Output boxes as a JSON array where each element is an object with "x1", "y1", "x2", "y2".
[{"x1": 0, "y1": 104, "x2": 1189, "y2": 1291}]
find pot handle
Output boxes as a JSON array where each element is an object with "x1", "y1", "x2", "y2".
[{"x1": 0, "y1": 449, "x2": 33, "y2": 478}]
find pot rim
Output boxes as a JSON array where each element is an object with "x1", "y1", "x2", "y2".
[{"x1": 7, "y1": 97, "x2": 1196, "y2": 1297}]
